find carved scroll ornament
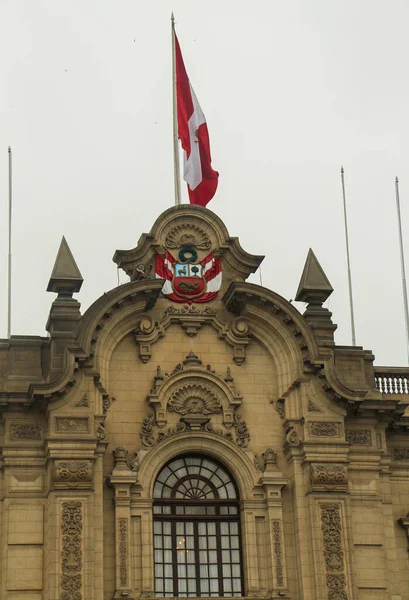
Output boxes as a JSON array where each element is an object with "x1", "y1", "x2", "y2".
[
  {"x1": 310, "y1": 422, "x2": 339, "y2": 437},
  {"x1": 310, "y1": 464, "x2": 348, "y2": 492},
  {"x1": 345, "y1": 429, "x2": 371, "y2": 445},
  {"x1": 10, "y1": 424, "x2": 42, "y2": 440}
]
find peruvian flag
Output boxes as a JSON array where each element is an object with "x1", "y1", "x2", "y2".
[
  {"x1": 175, "y1": 33, "x2": 219, "y2": 207},
  {"x1": 156, "y1": 251, "x2": 222, "y2": 303}
]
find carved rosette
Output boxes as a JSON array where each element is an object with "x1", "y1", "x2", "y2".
[
  {"x1": 60, "y1": 501, "x2": 83, "y2": 600},
  {"x1": 320, "y1": 503, "x2": 348, "y2": 600},
  {"x1": 54, "y1": 461, "x2": 92, "y2": 490},
  {"x1": 310, "y1": 464, "x2": 348, "y2": 492}
]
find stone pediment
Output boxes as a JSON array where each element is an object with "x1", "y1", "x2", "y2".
[{"x1": 112, "y1": 204, "x2": 264, "y2": 287}]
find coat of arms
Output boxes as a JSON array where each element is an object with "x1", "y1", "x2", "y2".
[{"x1": 155, "y1": 246, "x2": 222, "y2": 303}]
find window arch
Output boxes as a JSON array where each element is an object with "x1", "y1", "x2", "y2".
[{"x1": 153, "y1": 455, "x2": 243, "y2": 597}]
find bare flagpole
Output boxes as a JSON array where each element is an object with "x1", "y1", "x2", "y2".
[
  {"x1": 340, "y1": 166, "x2": 356, "y2": 346},
  {"x1": 395, "y1": 176, "x2": 409, "y2": 364},
  {"x1": 171, "y1": 13, "x2": 181, "y2": 206},
  {"x1": 7, "y1": 146, "x2": 12, "y2": 339}
]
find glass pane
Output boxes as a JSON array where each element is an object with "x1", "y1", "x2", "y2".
[
  {"x1": 163, "y1": 536, "x2": 172, "y2": 549},
  {"x1": 178, "y1": 564, "x2": 186, "y2": 578},
  {"x1": 231, "y1": 550, "x2": 240, "y2": 563},
  {"x1": 200, "y1": 564, "x2": 209, "y2": 578},
  {"x1": 224, "y1": 580, "x2": 232, "y2": 593},
  {"x1": 154, "y1": 521, "x2": 162, "y2": 534},
  {"x1": 208, "y1": 522, "x2": 216, "y2": 536},
  {"x1": 154, "y1": 483, "x2": 163, "y2": 498},
  {"x1": 199, "y1": 550, "x2": 208, "y2": 563},
  {"x1": 186, "y1": 550, "x2": 195, "y2": 563},
  {"x1": 177, "y1": 550, "x2": 186, "y2": 563},
  {"x1": 201, "y1": 580, "x2": 209, "y2": 593},
  {"x1": 188, "y1": 579, "x2": 196, "y2": 593},
  {"x1": 220, "y1": 523, "x2": 229, "y2": 535},
  {"x1": 210, "y1": 579, "x2": 219, "y2": 593},
  {"x1": 221, "y1": 536, "x2": 230, "y2": 549},
  {"x1": 199, "y1": 536, "x2": 207, "y2": 549},
  {"x1": 209, "y1": 565, "x2": 218, "y2": 578},
  {"x1": 231, "y1": 536, "x2": 239, "y2": 549},
  {"x1": 229, "y1": 506, "x2": 238, "y2": 515},
  {"x1": 207, "y1": 506, "x2": 216, "y2": 514},
  {"x1": 186, "y1": 522, "x2": 193, "y2": 535},
  {"x1": 187, "y1": 564, "x2": 195, "y2": 578},
  {"x1": 226, "y1": 483, "x2": 236, "y2": 497},
  {"x1": 164, "y1": 579, "x2": 173, "y2": 593},
  {"x1": 179, "y1": 580, "x2": 187, "y2": 592},
  {"x1": 176, "y1": 523, "x2": 184, "y2": 535},
  {"x1": 223, "y1": 564, "x2": 231, "y2": 577},
  {"x1": 155, "y1": 564, "x2": 163, "y2": 577},
  {"x1": 232, "y1": 564, "x2": 241, "y2": 577},
  {"x1": 220, "y1": 506, "x2": 228, "y2": 515},
  {"x1": 154, "y1": 549, "x2": 163, "y2": 562},
  {"x1": 163, "y1": 522, "x2": 171, "y2": 535},
  {"x1": 230, "y1": 522, "x2": 238, "y2": 535},
  {"x1": 156, "y1": 580, "x2": 163, "y2": 592},
  {"x1": 209, "y1": 550, "x2": 217, "y2": 563},
  {"x1": 233, "y1": 579, "x2": 242, "y2": 592},
  {"x1": 164, "y1": 564, "x2": 172, "y2": 578},
  {"x1": 164, "y1": 550, "x2": 172, "y2": 563},
  {"x1": 162, "y1": 505, "x2": 171, "y2": 514},
  {"x1": 153, "y1": 505, "x2": 161, "y2": 514},
  {"x1": 186, "y1": 536, "x2": 194, "y2": 549},
  {"x1": 208, "y1": 536, "x2": 216, "y2": 549},
  {"x1": 222, "y1": 550, "x2": 230, "y2": 562},
  {"x1": 154, "y1": 535, "x2": 162, "y2": 548},
  {"x1": 176, "y1": 506, "x2": 184, "y2": 514}
]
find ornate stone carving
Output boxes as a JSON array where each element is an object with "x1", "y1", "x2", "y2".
[
  {"x1": 285, "y1": 422, "x2": 303, "y2": 447},
  {"x1": 131, "y1": 262, "x2": 154, "y2": 281},
  {"x1": 75, "y1": 394, "x2": 88, "y2": 407},
  {"x1": 311, "y1": 464, "x2": 348, "y2": 492},
  {"x1": 234, "y1": 414, "x2": 250, "y2": 448},
  {"x1": 310, "y1": 422, "x2": 339, "y2": 437},
  {"x1": 96, "y1": 419, "x2": 107, "y2": 441},
  {"x1": 56, "y1": 417, "x2": 88, "y2": 433},
  {"x1": 345, "y1": 429, "x2": 371, "y2": 445},
  {"x1": 61, "y1": 501, "x2": 83, "y2": 600},
  {"x1": 272, "y1": 521, "x2": 284, "y2": 587},
  {"x1": 168, "y1": 383, "x2": 222, "y2": 416},
  {"x1": 392, "y1": 448, "x2": 409, "y2": 460},
  {"x1": 140, "y1": 413, "x2": 156, "y2": 447},
  {"x1": 157, "y1": 421, "x2": 190, "y2": 442},
  {"x1": 262, "y1": 448, "x2": 277, "y2": 466},
  {"x1": 54, "y1": 461, "x2": 92, "y2": 489},
  {"x1": 165, "y1": 223, "x2": 211, "y2": 250},
  {"x1": 275, "y1": 399, "x2": 285, "y2": 420},
  {"x1": 119, "y1": 519, "x2": 128, "y2": 587},
  {"x1": 113, "y1": 445, "x2": 128, "y2": 467},
  {"x1": 254, "y1": 454, "x2": 265, "y2": 472},
  {"x1": 320, "y1": 503, "x2": 347, "y2": 600},
  {"x1": 131, "y1": 452, "x2": 139, "y2": 475},
  {"x1": 165, "y1": 304, "x2": 216, "y2": 317},
  {"x1": 10, "y1": 424, "x2": 42, "y2": 440}
]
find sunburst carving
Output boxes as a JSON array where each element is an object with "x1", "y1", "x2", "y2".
[
  {"x1": 165, "y1": 224, "x2": 211, "y2": 251},
  {"x1": 168, "y1": 384, "x2": 222, "y2": 416}
]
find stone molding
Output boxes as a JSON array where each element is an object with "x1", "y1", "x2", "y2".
[
  {"x1": 310, "y1": 464, "x2": 348, "y2": 492},
  {"x1": 54, "y1": 460, "x2": 93, "y2": 489},
  {"x1": 61, "y1": 501, "x2": 83, "y2": 600}
]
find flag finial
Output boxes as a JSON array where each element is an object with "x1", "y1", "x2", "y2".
[
  {"x1": 341, "y1": 165, "x2": 344, "y2": 174},
  {"x1": 396, "y1": 175, "x2": 399, "y2": 184},
  {"x1": 8, "y1": 146, "x2": 11, "y2": 153}
]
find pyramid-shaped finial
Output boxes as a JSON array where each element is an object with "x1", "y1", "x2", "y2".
[
  {"x1": 47, "y1": 236, "x2": 83, "y2": 294},
  {"x1": 295, "y1": 249, "x2": 333, "y2": 304}
]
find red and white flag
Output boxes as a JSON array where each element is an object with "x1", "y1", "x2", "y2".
[
  {"x1": 175, "y1": 33, "x2": 219, "y2": 207},
  {"x1": 156, "y1": 251, "x2": 222, "y2": 303}
]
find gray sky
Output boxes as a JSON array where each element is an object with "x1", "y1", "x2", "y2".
[{"x1": 1, "y1": 0, "x2": 409, "y2": 366}]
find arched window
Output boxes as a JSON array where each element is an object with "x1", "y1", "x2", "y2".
[{"x1": 153, "y1": 455, "x2": 243, "y2": 598}]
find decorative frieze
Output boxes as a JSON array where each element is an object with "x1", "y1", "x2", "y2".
[
  {"x1": 54, "y1": 461, "x2": 92, "y2": 489},
  {"x1": 119, "y1": 519, "x2": 128, "y2": 587},
  {"x1": 56, "y1": 417, "x2": 88, "y2": 433},
  {"x1": 310, "y1": 464, "x2": 348, "y2": 492},
  {"x1": 61, "y1": 501, "x2": 83, "y2": 600},
  {"x1": 10, "y1": 424, "x2": 42, "y2": 440},
  {"x1": 310, "y1": 422, "x2": 339, "y2": 437},
  {"x1": 391, "y1": 448, "x2": 409, "y2": 461},
  {"x1": 345, "y1": 429, "x2": 371, "y2": 445},
  {"x1": 272, "y1": 521, "x2": 284, "y2": 587},
  {"x1": 320, "y1": 503, "x2": 348, "y2": 600}
]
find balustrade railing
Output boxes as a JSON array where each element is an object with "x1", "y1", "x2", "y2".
[{"x1": 374, "y1": 367, "x2": 409, "y2": 394}]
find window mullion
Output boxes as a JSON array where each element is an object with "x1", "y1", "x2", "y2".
[
  {"x1": 216, "y1": 520, "x2": 224, "y2": 596},
  {"x1": 171, "y1": 520, "x2": 179, "y2": 597},
  {"x1": 194, "y1": 520, "x2": 201, "y2": 597}
]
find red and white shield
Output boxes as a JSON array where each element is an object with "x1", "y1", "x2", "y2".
[{"x1": 172, "y1": 263, "x2": 206, "y2": 299}]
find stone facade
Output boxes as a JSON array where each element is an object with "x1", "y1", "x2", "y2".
[{"x1": 0, "y1": 204, "x2": 409, "y2": 600}]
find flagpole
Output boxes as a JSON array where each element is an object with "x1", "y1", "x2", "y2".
[
  {"x1": 395, "y1": 176, "x2": 409, "y2": 364},
  {"x1": 7, "y1": 146, "x2": 12, "y2": 339},
  {"x1": 171, "y1": 13, "x2": 182, "y2": 206},
  {"x1": 340, "y1": 166, "x2": 356, "y2": 346}
]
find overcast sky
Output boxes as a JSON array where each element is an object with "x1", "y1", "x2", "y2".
[{"x1": 1, "y1": 0, "x2": 409, "y2": 367}]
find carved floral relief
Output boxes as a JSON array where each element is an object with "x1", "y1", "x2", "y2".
[{"x1": 61, "y1": 501, "x2": 83, "y2": 600}]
